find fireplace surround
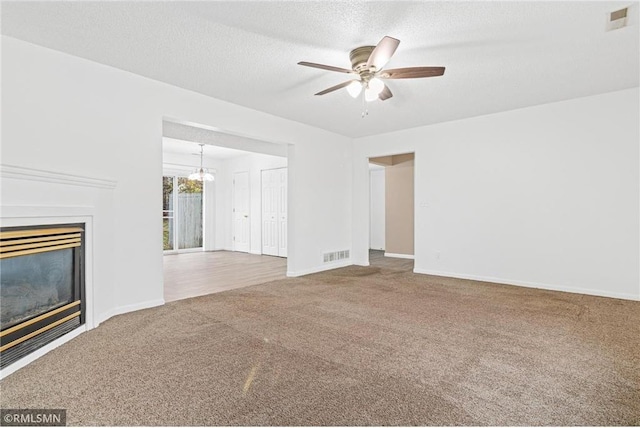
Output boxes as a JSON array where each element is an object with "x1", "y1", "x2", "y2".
[{"x1": 0, "y1": 224, "x2": 85, "y2": 369}]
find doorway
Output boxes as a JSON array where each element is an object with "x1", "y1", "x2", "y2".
[
  {"x1": 161, "y1": 122, "x2": 289, "y2": 302},
  {"x1": 369, "y1": 153, "x2": 415, "y2": 259}
]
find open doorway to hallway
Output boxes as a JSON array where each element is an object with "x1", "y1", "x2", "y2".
[
  {"x1": 369, "y1": 153, "x2": 415, "y2": 264},
  {"x1": 161, "y1": 121, "x2": 289, "y2": 302}
]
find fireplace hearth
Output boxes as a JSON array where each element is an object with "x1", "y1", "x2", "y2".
[{"x1": 0, "y1": 224, "x2": 85, "y2": 369}]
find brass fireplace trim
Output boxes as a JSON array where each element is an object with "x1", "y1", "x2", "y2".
[
  {"x1": 0, "y1": 227, "x2": 83, "y2": 259},
  {"x1": 0, "y1": 311, "x2": 81, "y2": 352},
  {"x1": 1, "y1": 233, "x2": 82, "y2": 247},
  {"x1": 0, "y1": 300, "x2": 81, "y2": 338},
  {"x1": 0, "y1": 227, "x2": 83, "y2": 240}
]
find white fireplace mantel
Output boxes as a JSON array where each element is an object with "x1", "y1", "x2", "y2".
[
  {"x1": 0, "y1": 163, "x2": 118, "y2": 379},
  {"x1": 1, "y1": 164, "x2": 117, "y2": 189}
]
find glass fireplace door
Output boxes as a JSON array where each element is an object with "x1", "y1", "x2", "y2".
[
  {"x1": 0, "y1": 225, "x2": 85, "y2": 369},
  {"x1": 1, "y1": 249, "x2": 74, "y2": 329}
]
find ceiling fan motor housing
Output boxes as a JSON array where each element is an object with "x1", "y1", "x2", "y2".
[{"x1": 349, "y1": 46, "x2": 375, "y2": 72}]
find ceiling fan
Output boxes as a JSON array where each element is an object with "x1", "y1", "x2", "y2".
[{"x1": 298, "y1": 36, "x2": 445, "y2": 102}]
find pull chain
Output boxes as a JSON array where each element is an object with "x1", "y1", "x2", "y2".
[{"x1": 361, "y1": 89, "x2": 369, "y2": 118}]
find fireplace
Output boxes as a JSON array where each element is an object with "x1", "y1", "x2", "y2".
[{"x1": 0, "y1": 224, "x2": 85, "y2": 369}]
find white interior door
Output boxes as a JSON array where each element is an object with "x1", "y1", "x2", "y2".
[
  {"x1": 261, "y1": 169, "x2": 278, "y2": 256},
  {"x1": 233, "y1": 171, "x2": 250, "y2": 253},
  {"x1": 261, "y1": 168, "x2": 287, "y2": 257}
]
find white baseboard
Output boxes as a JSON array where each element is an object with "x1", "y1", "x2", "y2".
[
  {"x1": 384, "y1": 252, "x2": 415, "y2": 260},
  {"x1": 287, "y1": 260, "x2": 352, "y2": 277},
  {"x1": 413, "y1": 268, "x2": 640, "y2": 301},
  {"x1": 0, "y1": 325, "x2": 87, "y2": 380},
  {"x1": 98, "y1": 298, "x2": 165, "y2": 325}
]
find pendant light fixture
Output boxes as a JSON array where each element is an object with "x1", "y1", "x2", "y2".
[{"x1": 188, "y1": 143, "x2": 214, "y2": 181}]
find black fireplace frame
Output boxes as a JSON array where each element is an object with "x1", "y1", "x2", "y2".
[{"x1": 0, "y1": 223, "x2": 85, "y2": 369}]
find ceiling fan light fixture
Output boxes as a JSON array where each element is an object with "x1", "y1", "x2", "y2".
[
  {"x1": 346, "y1": 81, "x2": 363, "y2": 98},
  {"x1": 368, "y1": 77, "x2": 384, "y2": 95},
  {"x1": 364, "y1": 86, "x2": 379, "y2": 102}
]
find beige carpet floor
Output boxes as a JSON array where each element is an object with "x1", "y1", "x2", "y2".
[{"x1": 1, "y1": 259, "x2": 639, "y2": 426}]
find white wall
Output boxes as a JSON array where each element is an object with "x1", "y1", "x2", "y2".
[
  {"x1": 1, "y1": 36, "x2": 352, "y2": 324},
  {"x1": 216, "y1": 152, "x2": 287, "y2": 254},
  {"x1": 353, "y1": 88, "x2": 640, "y2": 300},
  {"x1": 369, "y1": 168, "x2": 385, "y2": 250}
]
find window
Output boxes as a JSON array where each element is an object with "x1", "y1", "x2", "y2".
[{"x1": 163, "y1": 176, "x2": 204, "y2": 252}]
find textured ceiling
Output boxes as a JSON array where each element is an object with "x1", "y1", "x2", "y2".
[{"x1": 2, "y1": 1, "x2": 638, "y2": 138}]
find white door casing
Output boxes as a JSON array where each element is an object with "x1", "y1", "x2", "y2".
[
  {"x1": 369, "y1": 168, "x2": 386, "y2": 250},
  {"x1": 233, "y1": 171, "x2": 250, "y2": 253}
]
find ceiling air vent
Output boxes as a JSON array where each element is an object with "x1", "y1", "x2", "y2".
[{"x1": 606, "y1": 7, "x2": 628, "y2": 31}]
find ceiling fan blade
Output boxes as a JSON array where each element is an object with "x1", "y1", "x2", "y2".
[
  {"x1": 314, "y1": 80, "x2": 356, "y2": 96},
  {"x1": 366, "y1": 36, "x2": 400, "y2": 70},
  {"x1": 298, "y1": 61, "x2": 354, "y2": 74},
  {"x1": 379, "y1": 84, "x2": 393, "y2": 101},
  {"x1": 380, "y1": 66, "x2": 445, "y2": 79}
]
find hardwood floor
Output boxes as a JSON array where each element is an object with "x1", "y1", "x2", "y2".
[{"x1": 163, "y1": 251, "x2": 287, "y2": 302}]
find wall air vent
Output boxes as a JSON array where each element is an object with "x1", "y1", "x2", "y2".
[
  {"x1": 323, "y1": 250, "x2": 350, "y2": 263},
  {"x1": 606, "y1": 7, "x2": 628, "y2": 31}
]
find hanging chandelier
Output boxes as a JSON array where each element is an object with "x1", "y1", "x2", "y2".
[{"x1": 188, "y1": 143, "x2": 214, "y2": 181}]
